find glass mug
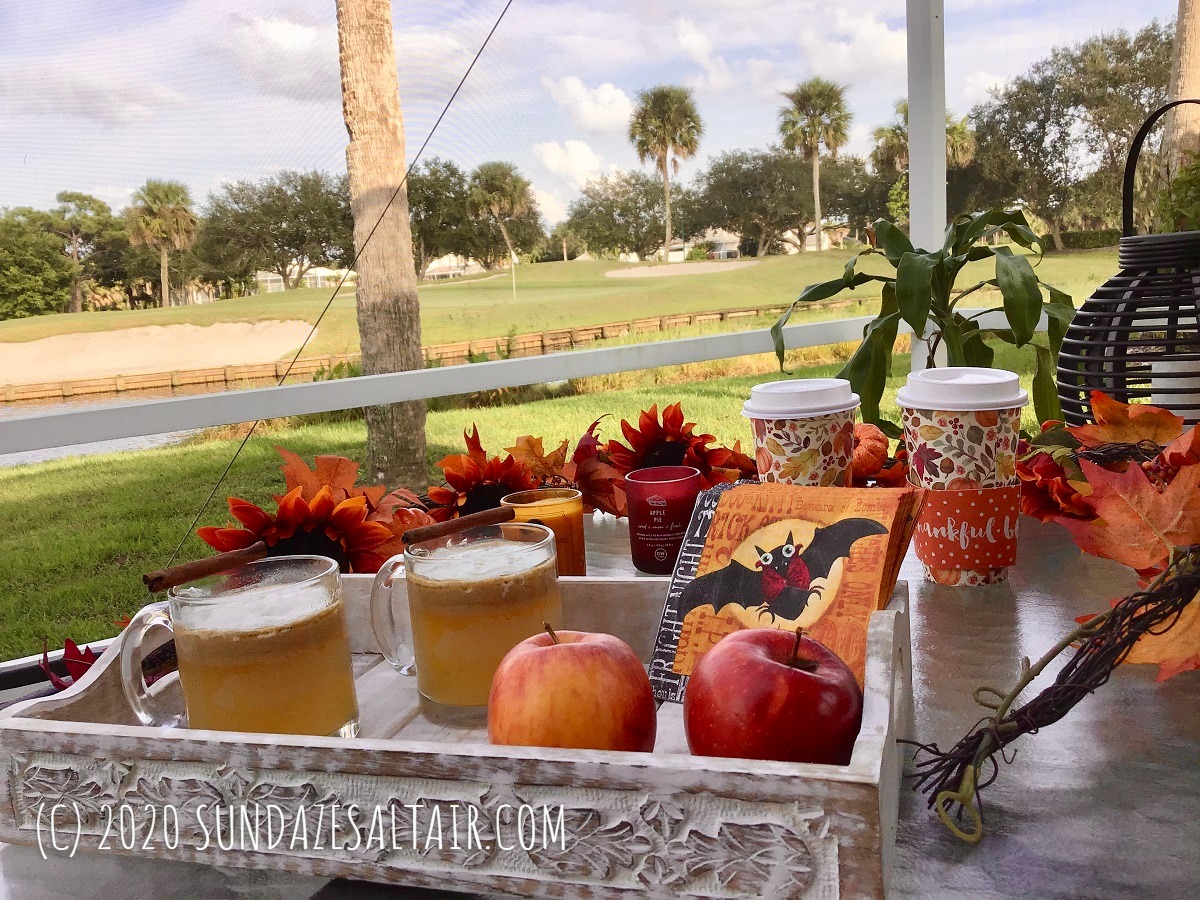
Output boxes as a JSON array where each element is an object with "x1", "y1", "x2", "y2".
[
  {"x1": 501, "y1": 487, "x2": 587, "y2": 575},
  {"x1": 370, "y1": 523, "x2": 563, "y2": 724},
  {"x1": 120, "y1": 556, "x2": 359, "y2": 737}
]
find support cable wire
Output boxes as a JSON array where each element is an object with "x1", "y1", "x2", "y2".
[{"x1": 165, "y1": 0, "x2": 516, "y2": 567}]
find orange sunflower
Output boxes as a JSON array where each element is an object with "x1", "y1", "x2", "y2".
[
  {"x1": 197, "y1": 449, "x2": 435, "y2": 573},
  {"x1": 605, "y1": 403, "x2": 756, "y2": 487},
  {"x1": 427, "y1": 426, "x2": 539, "y2": 520}
]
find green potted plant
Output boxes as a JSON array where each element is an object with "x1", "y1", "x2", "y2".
[{"x1": 771, "y1": 208, "x2": 1076, "y2": 433}]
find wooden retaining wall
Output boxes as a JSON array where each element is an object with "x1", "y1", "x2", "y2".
[{"x1": 2, "y1": 298, "x2": 872, "y2": 404}]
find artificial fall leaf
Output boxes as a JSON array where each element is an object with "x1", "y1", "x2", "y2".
[
  {"x1": 368, "y1": 487, "x2": 427, "y2": 523},
  {"x1": 1160, "y1": 425, "x2": 1200, "y2": 471},
  {"x1": 505, "y1": 435, "x2": 570, "y2": 481},
  {"x1": 1078, "y1": 594, "x2": 1200, "y2": 682},
  {"x1": 277, "y1": 447, "x2": 360, "y2": 501},
  {"x1": 1060, "y1": 460, "x2": 1200, "y2": 573},
  {"x1": 1066, "y1": 391, "x2": 1183, "y2": 449},
  {"x1": 563, "y1": 417, "x2": 627, "y2": 517},
  {"x1": 40, "y1": 638, "x2": 98, "y2": 691},
  {"x1": 1125, "y1": 596, "x2": 1200, "y2": 681}
]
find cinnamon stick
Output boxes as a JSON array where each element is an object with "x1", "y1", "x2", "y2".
[
  {"x1": 401, "y1": 506, "x2": 516, "y2": 546},
  {"x1": 143, "y1": 541, "x2": 269, "y2": 594}
]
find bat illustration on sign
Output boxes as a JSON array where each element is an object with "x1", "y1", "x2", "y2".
[{"x1": 677, "y1": 518, "x2": 888, "y2": 622}]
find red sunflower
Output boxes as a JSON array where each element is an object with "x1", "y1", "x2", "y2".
[
  {"x1": 427, "y1": 426, "x2": 539, "y2": 520},
  {"x1": 605, "y1": 403, "x2": 755, "y2": 487}
]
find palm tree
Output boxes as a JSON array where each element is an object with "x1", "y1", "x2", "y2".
[
  {"x1": 468, "y1": 162, "x2": 533, "y2": 265},
  {"x1": 336, "y1": 0, "x2": 427, "y2": 488},
  {"x1": 126, "y1": 180, "x2": 197, "y2": 307},
  {"x1": 778, "y1": 78, "x2": 851, "y2": 250},
  {"x1": 870, "y1": 100, "x2": 976, "y2": 174},
  {"x1": 628, "y1": 85, "x2": 703, "y2": 261}
]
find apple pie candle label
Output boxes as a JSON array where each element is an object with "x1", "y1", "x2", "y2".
[
  {"x1": 743, "y1": 378, "x2": 859, "y2": 486},
  {"x1": 624, "y1": 466, "x2": 704, "y2": 575},
  {"x1": 897, "y1": 366, "x2": 1027, "y2": 586}
]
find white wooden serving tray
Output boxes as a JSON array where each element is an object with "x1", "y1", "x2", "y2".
[{"x1": 0, "y1": 576, "x2": 912, "y2": 899}]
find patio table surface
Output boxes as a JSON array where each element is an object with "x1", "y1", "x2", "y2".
[{"x1": 1, "y1": 515, "x2": 1196, "y2": 899}]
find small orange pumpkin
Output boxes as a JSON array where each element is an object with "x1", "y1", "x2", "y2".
[{"x1": 852, "y1": 424, "x2": 890, "y2": 482}]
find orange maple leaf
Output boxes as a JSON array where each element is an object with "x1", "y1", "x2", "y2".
[
  {"x1": 1066, "y1": 392, "x2": 1183, "y2": 449},
  {"x1": 1060, "y1": 460, "x2": 1200, "y2": 573},
  {"x1": 1125, "y1": 598, "x2": 1200, "y2": 681},
  {"x1": 277, "y1": 447, "x2": 361, "y2": 501},
  {"x1": 1161, "y1": 425, "x2": 1200, "y2": 470},
  {"x1": 505, "y1": 435, "x2": 570, "y2": 481},
  {"x1": 1079, "y1": 594, "x2": 1200, "y2": 682}
]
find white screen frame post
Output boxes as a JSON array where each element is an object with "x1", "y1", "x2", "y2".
[{"x1": 906, "y1": 0, "x2": 948, "y2": 372}]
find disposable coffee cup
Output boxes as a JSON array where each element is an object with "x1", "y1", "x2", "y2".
[
  {"x1": 742, "y1": 378, "x2": 858, "y2": 486},
  {"x1": 897, "y1": 367, "x2": 1027, "y2": 585}
]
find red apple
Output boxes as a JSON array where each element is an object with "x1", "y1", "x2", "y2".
[
  {"x1": 489, "y1": 625, "x2": 656, "y2": 752},
  {"x1": 683, "y1": 629, "x2": 862, "y2": 765}
]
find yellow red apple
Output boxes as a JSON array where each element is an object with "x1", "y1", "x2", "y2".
[
  {"x1": 488, "y1": 625, "x2": 656, "y2": 752},
  {"x1": 684, "y1": 628, "x2": 862, "y2": 765}
]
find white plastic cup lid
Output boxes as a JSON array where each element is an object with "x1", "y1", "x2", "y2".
[
  {"x1": 896, "y1": 367, "x2": 1028, "y2": 412},
  {"x1": 742, "y1": 378, "x2": 860, "y2": 418}
]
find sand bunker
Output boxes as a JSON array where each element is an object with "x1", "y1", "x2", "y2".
[
  {"x1": 605, "y1": 260, "x2": 759, "y2": 279},
  {"x1": 0, "y1": 320, "x2": 314, "y2": 385}
]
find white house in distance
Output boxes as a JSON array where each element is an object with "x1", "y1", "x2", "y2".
[
  {"x1": 423, "y1": 253, "x2": 489, "y2": 280},
  {"x1": 255, "y1": 266, "x2": 355, "y2": 293}
]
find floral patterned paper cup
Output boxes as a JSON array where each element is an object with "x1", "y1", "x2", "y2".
[
  {"x1": 743, "y1": 378, "x2": 858, "y2": 486},
  {"x1": 898, "y1": 367, "x2": 1027, "y2": 586}
]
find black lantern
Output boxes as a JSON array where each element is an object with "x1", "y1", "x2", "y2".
[{"x1": 1057, "y1": 100, "x2": 1200, "y2": 426}]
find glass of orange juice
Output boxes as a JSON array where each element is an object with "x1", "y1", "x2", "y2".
[
  {"x1": 369, "y1": 523, "x2": 562, "y2": 724},
  {"x1": 501, "y1": 488, "x2": 587, "y2": 575}
]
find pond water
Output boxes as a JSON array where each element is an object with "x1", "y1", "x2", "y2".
[{"x1": 0, "y1": 383, "x2": 245, "y2": 468}]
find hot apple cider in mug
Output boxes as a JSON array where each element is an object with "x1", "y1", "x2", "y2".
[{"x1": 405, "y1": 539, "x2": 563, "y2": 710}]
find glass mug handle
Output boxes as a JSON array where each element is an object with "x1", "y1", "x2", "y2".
[
  {"x1": 119, "y1": 602, "x2": 186, "y2": 728},
  {"x1": 369, "y1": 555, "x2": 415, "y2": 674}
]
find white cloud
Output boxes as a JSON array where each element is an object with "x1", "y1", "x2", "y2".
[
  {"x1": 534, "y1": 188, "x2": 568, "y2": 225},
  {"x1": 0, "y1": 69, "x2": 186, "y2": 127},
  {"x1": 794, "y1": 10, "x2": 905, "y2": 85},
  {"x1": 218, "y1": 13, "x2": 339, "y2": 102},
  {"x1": 745, "y1": 57, "x2": 790, "y2": 100},
  {"x1": 674, "y1": 18, "x2": 732, "y2": 91},
  {"x1": 533, "y1": 139, "x2": 606, "y2": 187},
  {"x1": 540, "y1": 76, "x2": 634, "y2": 132},
  {"x1": 960, "y1": 71, "x2": 1006, "y2": 108}
]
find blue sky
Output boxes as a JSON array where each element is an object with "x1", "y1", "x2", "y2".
[{"x1": 0, "y1": 0, "x2": 1178, "y2": 222}]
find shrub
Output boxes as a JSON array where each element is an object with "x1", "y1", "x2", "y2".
[{"x1": 1039, "y1": 229, "x2": 1121, "y2": 249}]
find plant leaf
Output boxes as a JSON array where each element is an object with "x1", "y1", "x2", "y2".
[
  {"x1": 1032, "y1": 343, "x2": 1063, "y2": 423},
  {"x1": 896, "y1": 251, "x2": 938, "y2": 336},
  {"x1": 771, "y1": 271, "x2": 890, "y2": 370},
  {"x1": 993, "y1": 249, "x2": 1042, "y2": 346},
  {"x1": 505, "y1": 435, "x2": 570, "y2": 481},
  {"x1": 838, "y1": 302, "x2": 901, "y2": 429},
  {"x1": 873, "y1": 219, "x2": 915, "y2": 264},
  {"x1": 1067, "y1": 391, "x2": 1184, "y2": 448}
]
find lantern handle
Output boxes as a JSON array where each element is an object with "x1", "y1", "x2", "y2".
[{"x1": 1123, "y1": 99, "x2": 1200, "y2": 237}]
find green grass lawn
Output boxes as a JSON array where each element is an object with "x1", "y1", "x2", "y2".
[
  {"x1": 0, "y1": 342, "x2": 1042, "y2": 660},
  {"x1": 0, "y1": 248, "x2": 1116, "y2": 359}
]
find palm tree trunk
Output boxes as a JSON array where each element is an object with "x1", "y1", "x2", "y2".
[
  {"x1": 811, "y1": 152, "x2": 822, "y2": 251},
  {"x1": 661, "y1": 159, "x2": 673, "y2": 263},
  {"x1": 562, "y1": 237, "x2": 568, "y2": 261},
  {"x1": 497, "y1": 218, "x2": 516, "y2": 263},
  {"x1": 69, "y1": 237, "x2": 83, "y2": 313},
  {"x1": 1166, "y1": 0, "x2": 1200, "y2": 172},
  {"x1": 337, "y1": 0, "x2": 428, "y2": 489},
  {"x1": 159, "y1": 247, "x2": 170, "y2": 307}
]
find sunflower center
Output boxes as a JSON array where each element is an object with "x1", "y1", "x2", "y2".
[
  {"x1": 269, "y1": 529, "x2": 349, "y2": 571},
  {"x1": 461, "y1": 482, "x2": 514, "y2": 517},
  {"x1": 642, "y1": 439, "x2": 689, "y2": 469}
]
